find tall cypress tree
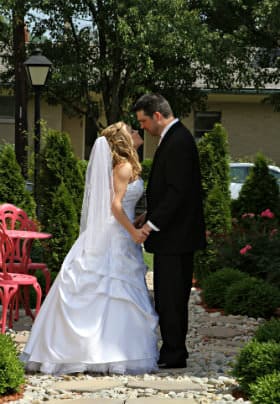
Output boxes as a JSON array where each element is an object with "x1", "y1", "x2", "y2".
[{"x1": 0, "y1": 144, "x2": 36, "y2": 217}]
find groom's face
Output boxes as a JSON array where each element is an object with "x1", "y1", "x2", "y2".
[{"x1": 136, "y1": 110, "x2": 161, "y2": 137}]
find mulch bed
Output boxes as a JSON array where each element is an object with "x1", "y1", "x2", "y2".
[
  {"x1": 231, "y1": 387, "x2": 249, "y2": 400},
  {"x1": 198, "y1": 300, "x2": 225, "y2": 315},
  {"x1": 0, "y1": 386, "x2": 24, "y2": 404},
  {"x1": 192, "y1": 282, "x2": 225, "y2": 315}
]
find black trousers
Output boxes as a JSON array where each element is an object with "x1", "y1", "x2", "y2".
[{"x1": 153, "y1": 252, "x2": 194, "y2": 364}]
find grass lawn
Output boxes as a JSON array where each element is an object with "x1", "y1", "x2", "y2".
[{"x1": 143, "y1": 251, "x2": 153, "y2": 271}]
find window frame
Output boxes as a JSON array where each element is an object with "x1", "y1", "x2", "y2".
[{"x1": 194, "y1": 110, "x2": 221, "y2": 139}]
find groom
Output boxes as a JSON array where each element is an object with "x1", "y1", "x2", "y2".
[{"x1": 133, "y1": 93, "x2": 206, "y2": 369}]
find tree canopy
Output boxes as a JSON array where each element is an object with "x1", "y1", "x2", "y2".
[{"x1": 1, "y1": 0, "x2": 279, "y2": 127}]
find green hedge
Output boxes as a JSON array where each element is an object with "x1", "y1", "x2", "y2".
[
  {"x1": 0, "y1": 334, "x2": 25, "y2": 396},
  {"x1": 0, "y1": 144, "x2": 36, "y2": 218},
  {"x1": 201, "y1": 267, "x2": 249, "y2": 308},
  {"x1": 254, "y1": 318, "x2": 280, "y2": 343},
  {"x1": 224, "y1": 277, "x2": 280, "y2": 318},
  {"x1": 250, "y1": 371, "x2": 280, "y2": 404},
  {"x1": 232, "y1": 340, "x2": 280, "y2": 393}
]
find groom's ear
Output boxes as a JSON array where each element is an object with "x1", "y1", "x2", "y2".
[{"x1": 153, "y1": 112, "x2": 161, "y2": 122}]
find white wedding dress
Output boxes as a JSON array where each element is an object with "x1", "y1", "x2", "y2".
[{"x1": 21, "y1": 178, "x2": 159, "y2": 375}]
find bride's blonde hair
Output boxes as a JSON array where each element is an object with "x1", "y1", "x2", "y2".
[{"x1": 101, "y1": 121, "x2": 142, "y2": 179}]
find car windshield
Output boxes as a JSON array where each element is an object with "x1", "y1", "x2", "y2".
[{"x1": 230, "y1": 166, "x2": 250, "y2": 184}]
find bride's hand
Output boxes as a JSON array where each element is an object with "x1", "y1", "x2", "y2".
[{"x1": 131, "y1": 228, "x2": 147, "y2": 244}]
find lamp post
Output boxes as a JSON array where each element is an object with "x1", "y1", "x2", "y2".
[{"x1": 24, "y1": 49, "x2": 52, "y2": 216}]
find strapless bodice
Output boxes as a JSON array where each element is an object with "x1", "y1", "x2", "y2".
[{"x1": 122, "y1": 178, "x2": 144, "y2": 221}]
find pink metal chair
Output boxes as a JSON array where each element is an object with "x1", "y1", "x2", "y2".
[
  {"x1": 0, "y1": 203, "x2": 51, "y2": 295},
  {"x1": 0, "y1": 225, "x2": 42, "y2": 332},
  {"x1": 0, "y1": 228, "x2": 19, "y2": 332}
]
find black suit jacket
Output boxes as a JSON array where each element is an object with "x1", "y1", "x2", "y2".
[{"x1": 144, "y1": 121, "x2": 206, "y2": 254}]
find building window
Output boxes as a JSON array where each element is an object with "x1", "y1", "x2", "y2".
[
  {"x1": 194, "y1": 111, "x2": 221, "y2": 139},
  {"x1": 0, "y1": 96, "x2": 15, "y2": 120}
]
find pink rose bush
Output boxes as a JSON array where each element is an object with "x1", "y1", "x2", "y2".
[
  {"x1": 260, "y1": 208, "x2": 275, "y2": 219},
  {"x1": 213, "y1": 208, "x2": 280, "y2": 288},
  {"x1": 240, "y1": 244, "x2": 252, "y2": 255}
]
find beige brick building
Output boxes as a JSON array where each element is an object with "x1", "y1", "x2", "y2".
[{"x1": 1, "y1": 87, "x2": 280, "y2": 164}]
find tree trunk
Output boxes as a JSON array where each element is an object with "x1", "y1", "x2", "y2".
[
  {"x1": 102, "y1": 72, "x2": 122, "y2": 125},
  {"x1": 13, "y1": 4, "x2": 28, "y2": 178}
]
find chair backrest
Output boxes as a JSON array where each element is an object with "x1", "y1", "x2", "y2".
[
  {"x1": 0, "y1": 224, "x2": 15, "y2": 280},
  {"x1": 0, "y1": 203, "x2": 32, "y2": 230},
  {"x1": 0, "y1": 205, "x2": 36, "y2": 268}
]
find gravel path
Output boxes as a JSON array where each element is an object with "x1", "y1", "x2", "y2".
[{"x1": 7, "y1": 271, "x2": 262, "y2": 403}]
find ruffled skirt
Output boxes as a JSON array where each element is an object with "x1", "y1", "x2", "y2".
[{"x1": 21, "y1": 229, "x2": 158, "y2": 375}]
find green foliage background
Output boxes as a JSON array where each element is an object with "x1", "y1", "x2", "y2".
[{"x1": 0, "y1": 144, "x2": 36, "y2": 218}]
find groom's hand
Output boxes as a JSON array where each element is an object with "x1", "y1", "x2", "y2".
[
  {"x1": 132, "y1": 228, "x2": 148, "y2": 244},
  {"x1": 141, "y1": 223, "x2": 152, "y2": 237}
]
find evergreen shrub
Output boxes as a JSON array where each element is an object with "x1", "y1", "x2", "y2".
[
  {"x1": 28, "y1": 270, "x2": 46, "y2": 308},
  {"x1": 43, "y1": 182, "x2": 79, "y2": 273},
  {"x1": 232, "y1": 340, "x2": 280, "y2": 394},
  {"x1": 38, "y1": 127, "x2": 84, "y2": 223},
  {"x1": 77, "y1": 159, "x2": 88, "y2": 182},
  {"x1": 196, "y1": 140, "x2": 216, "y2": 200},
  {"x1": 254, "y1": 318, "x2": 280, "y2": 343},
  {"x1": 202, "y1": 268, "x2": 249, "y2": 308},
  {"x1": 195, "y1": 124, "x2": 232, "y2": 284},
  {"x1": 224, "y1": 277, "x2": 280, "y2": 318},
  {"x1": 204, "y1": 182, "x2": 232, "y2": 235},
  {"x1": 141, "y1": 158, "x2": 152, "y2": 186},
  {"x1": 198, "y1": 123, "x2": 231, "y2": 198},
  {"x1": 0, "y1": 144, "x2": 36, "y2": 217},
  {"x1": 232, "y1": 153, "x2": 280, "y2": 218},
  {"x1": 38, "y1": 128, "x2": 83, "y2": 273},
  {"x1": 0, "y1": 334, "x2": 25, "y2": 396},
  {"x1": 194, "y1": 241, "x2": 218, "y2": 286},
  {"x1": 249, "y1": 371, "x2": 280, "y2": 404}
]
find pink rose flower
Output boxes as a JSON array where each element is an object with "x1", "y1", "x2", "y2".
[
  {"x1": 240, "y1": 244, "x2": 252, "y2": 255},
  {"x1": 260, "y1": 209, "x2": 275, "y2": 219}
]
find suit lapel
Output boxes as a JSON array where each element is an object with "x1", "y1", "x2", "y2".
[
  {"x1": 147, "y1": 121, "x2": 182, "y2": 189},
  {"x1": 158, "y1": 121, "x2": 181, "y2": 150},
  {"x1": 147, "y1": 147, "x2": 159, "y2": 191}
]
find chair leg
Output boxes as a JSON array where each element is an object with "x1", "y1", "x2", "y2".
[
  {"x1": 44, "y1": 269, "x2": 51, "y2": 294},
  {"x1": 1, "y1": 306, "x2": 7, "y2": 334},
  {"x1": 8, "y1": 293, "x2": 17, "y2": 329},
  {"x1": 0, "y1": 292, "x2": 7, "y2": 334},
  {"x1": 22, "y1": 285, "x2": 33, "y2": 318},
  {"x1": 28, "y1": 267, "x2": 51, "y2": 295},
  {"x1": 22, "y1": 282, "x2": 42, "y2": 320},
  {"x1": 13, "y1": 290, "x2": 20, "y2": 321},
  {"x1": 34, "y1": 282, "x2": 42, "y2": 317},
  {"x1": 0, "y1": 286, "x2": 18, "y2": 333},
  {"x1": 34, "y1": 281, "x2": 42, "y2": 317}
]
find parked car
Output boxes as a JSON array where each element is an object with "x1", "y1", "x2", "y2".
[{"x1": 230, "y1": 162, "x2": 280, "y2": 199}]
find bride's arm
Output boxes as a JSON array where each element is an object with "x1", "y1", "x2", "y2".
[{"x1": 111, "y1": 163, "x2": 146, "y2": 244}]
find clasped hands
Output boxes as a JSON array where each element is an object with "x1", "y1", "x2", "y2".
[
  {"x1": 132, "y1": 223, "x2": 152, "y2": 244},
  {"x1": 132, "y1": 212, "x2": 152, "y2": 244}
]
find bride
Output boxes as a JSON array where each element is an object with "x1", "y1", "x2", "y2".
[{"x1": 20, "y1": 122, "x2": 159, "y2": 375}]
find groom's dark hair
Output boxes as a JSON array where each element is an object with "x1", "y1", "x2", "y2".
[{"x1": 132, "y1": 93, "x2": 173, "y2": 118}]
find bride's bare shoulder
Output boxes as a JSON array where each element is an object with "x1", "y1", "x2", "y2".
[{"x1": 114, "y1": 161, "x2": 132, "y2": 181}]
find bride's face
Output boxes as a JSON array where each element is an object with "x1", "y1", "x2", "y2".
[{"x1": 127, "y1": 126, "x2": 144, "y2": 150}]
